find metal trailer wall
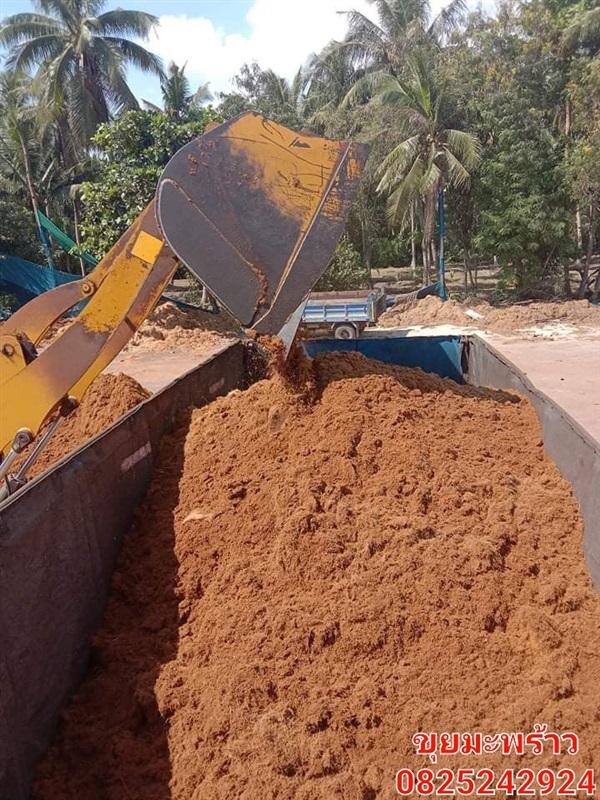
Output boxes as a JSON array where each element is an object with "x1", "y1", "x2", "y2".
[
  {"x1": 0, "y1": 342, "x2": 246, "y2": 800},
  {"x1": 465, "y1": 336, "x2": 600, "y2": 591}
]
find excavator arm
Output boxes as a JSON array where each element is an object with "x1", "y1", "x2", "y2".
[{"x1": 0, "y1": 112, "x2": 368, "y2": 482}]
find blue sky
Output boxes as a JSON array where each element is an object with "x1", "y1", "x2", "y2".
[
  {"x1": 0, "y1": 0, "x2": 495, "y2": 106},
  {"x1": 0, "y1": 0, "x2": 253, "y2": 31}
]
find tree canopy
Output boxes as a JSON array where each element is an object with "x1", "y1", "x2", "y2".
[
  {"x1": 0, "y1": 0, "x2": 163, "y2": 153},
  {"x1": 0, "y1": 0, "x2": 599, "y2": 298}
]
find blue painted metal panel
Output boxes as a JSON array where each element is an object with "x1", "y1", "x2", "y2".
[
  {"x1": 302, "y1": 292, "x2": 379, "y2": 324},
  {"x1": 302, "y1": 336, "x2": 464, "y2": 383},
  {"x1": 303, "y1": 302, "x2": 370, "y2": 323}
]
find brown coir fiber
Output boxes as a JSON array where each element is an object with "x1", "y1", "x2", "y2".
[
  {"x1": 379, "y1": 295, "x2": 600, "y2": 332},
  {"x1": 35, "y1": 352, "x2": 600, "y2": 800},
  {"x1": 14, "y1": 373, "x2": 149, "y2": 480},
  {"x1": 125, "y1": 302, "x2": 235, "y2": 355}
]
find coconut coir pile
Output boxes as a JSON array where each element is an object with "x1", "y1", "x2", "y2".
[
  {"x1": 35, "y1": 352, "x2": 600, "y2": 800},
  {"x1": 125, "y1": 302, "x2": 236, "y2": 356},
  {"x1": 14, "y1": 373, "x2": 149, "y2": 480},
  {"x1": 41, "y1": 302, "x2": 236, "y2": 355},
  {"x1": 379, "y1": 295, "x2": 600, "y2": 333}
]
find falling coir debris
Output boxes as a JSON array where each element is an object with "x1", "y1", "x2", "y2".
[{"x1": 35, "y1": 352, "x2": 600, "y2": 800}]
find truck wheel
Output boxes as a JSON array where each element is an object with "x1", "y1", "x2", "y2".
[{"x1": 333, "y1": 323, "x2": 357, "y2": 340}]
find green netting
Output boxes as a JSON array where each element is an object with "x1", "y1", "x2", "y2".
[{"x1": 36, "y1": 211, "x2": 98, "y2": 267}]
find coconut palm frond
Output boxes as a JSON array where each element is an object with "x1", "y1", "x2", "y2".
[
  {"x1": 0, "y1": 14, "x2": 63, "y2": 47},
  {"x1": 563, "y1": 6, "x2": 600, "y2": 53},
  {"x1": 342, "y1": 69, "x2": 398, "y2": 107},
  {"x1": 103, "y1": 37, "x2": 164, "y2": 78},
  {"x1": 445, "y1": 128, "x2": 481, "y2": 170},
  {"x1": 96, "y1": 9, "x2": 160, "y2": 38},
  {"x1": 443, "y1": 147, "x2": 471, "y2": 188},
  {"x1": 429, "y1": 0, "x2": 467, "y2": 41},
  {"x1": 376, "y1": 135, "x2": 421, "y2": 186},
  {"x1": 191, "y1": 82, "x2": 213, "y2": 106},
  {"x1": 383, "y1": 156, "x2": 425, "y2": 228}
]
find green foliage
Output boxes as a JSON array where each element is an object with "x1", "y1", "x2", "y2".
[
  {"x1": 0, "y1": 291, "x2": 19, "y2": 318},
  {"x1": 474, "y1": 123, "x2": 573, "y2": 295},
  {"x1": 79, "y1": 108, "x2": 222, "y2": 256},
  {"x1": 441, "y1": 3, "x2": 582, "y2": 296},
  {"x1": 0, "y1": 197, "x2": 43, "y2": 262},
  {"x1": 314, "y1": 237, "x2": 369, "y2": 291},
  {"x1": 1, "y1": 0, "x2": 598, "y2": 301},
  {"x1": 143, "y1": 62, "x2": 213, "y2": 118}
]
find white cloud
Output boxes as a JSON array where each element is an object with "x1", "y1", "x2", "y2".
[
  {"x1": 141, "y1": 0, "x2": 495, "y2": 100},
  {"x1": 145, "y1": 0, "x2": 373, "y2": 96}
]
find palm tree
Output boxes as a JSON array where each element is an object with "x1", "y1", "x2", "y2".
[
  {"x1": 249, "y1": 66, "x2": 306, "y2": 130},
  {"x1": 0, "y1": 71, "x2": 54, "y2": 260},
  {"x1": 0, "y1": 69, "x2": 99, "y2": 270},
  {"x1": 342, "y1": 0, "x2": 467, "y2": 73},
  {"x1": 564, "y1": 6, "x2": 600, "y2": 54},
  {"x1": 143, "y1": 61, "x2": 213, "y2": 118},
  {"x1": 228, "y1": 62, "x2": 306, "y2": 130},
  {"x1": 304, "y1": 42, "x2": 364, "y2": 130},
  {"x1": 372, "y1": 55, "x2": 481, "y2": 284},
  {"x1": 0, "y1": 0, "x2": 164, "y2": 150}
]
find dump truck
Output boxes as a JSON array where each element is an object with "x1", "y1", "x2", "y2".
[{"x1": 301, "y1": 287, "x2": 388, "y2": 339}]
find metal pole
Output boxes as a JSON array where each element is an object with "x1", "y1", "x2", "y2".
[
  {"x1": 438, "y1": 187, "x2": 447, "y2": 301},
  {"x1": 14, "y1": 415, "x2": 65, "y2": 484}
]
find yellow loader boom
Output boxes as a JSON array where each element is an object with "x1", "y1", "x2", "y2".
[{"x1": 0, "y1": 113, "x2": 368, "y2": 484}]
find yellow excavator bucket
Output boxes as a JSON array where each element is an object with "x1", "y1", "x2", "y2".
[{"x1": 157, "y1": 112, "x2": 369, "y2": 335}]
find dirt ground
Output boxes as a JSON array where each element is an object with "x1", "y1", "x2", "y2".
[
  {"x1": 379, "y1": 296, "x2": 600, "y2": 336},
  {"x1": 34, "y1": 350, "x2": 600, "y2": 800}
]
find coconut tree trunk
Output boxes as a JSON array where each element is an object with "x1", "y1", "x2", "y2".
[
  {"x1": 422, "y1": 236, "x2": 430, "y2": 285},
  {"x1": 18, "y1": 132, "x2": 40, "y2": 220},
  {"x1": 579, "y1": 204, "x2": 595, "y2": 299},
  {"x1": 422, "y1": 192, "x2": 436, "y2": 286},
  {"x1": 18, "y1": 129, "x2": 54, "y2": 268},
  {"x1": 563, "y1": 263, "x2": 572, "y2": 297},
  {"x1": 410, "y1": 206, "x2": 417, "y2": 278},
  {"x1": 82, "y1": 54, "x2": 110, "y2": 124},
  {"x1": 593, "y1": 262, "x2": 600, "y2": 301},
  {"x1": 576, "y1": 205, "x2": 583, "y2": 250},
  {"x1": 361, "y1": 217, "x2": 372, "y2": 273},
  {"x1": 72, "y1": 197, "x2": 86, "y2": 276}
]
